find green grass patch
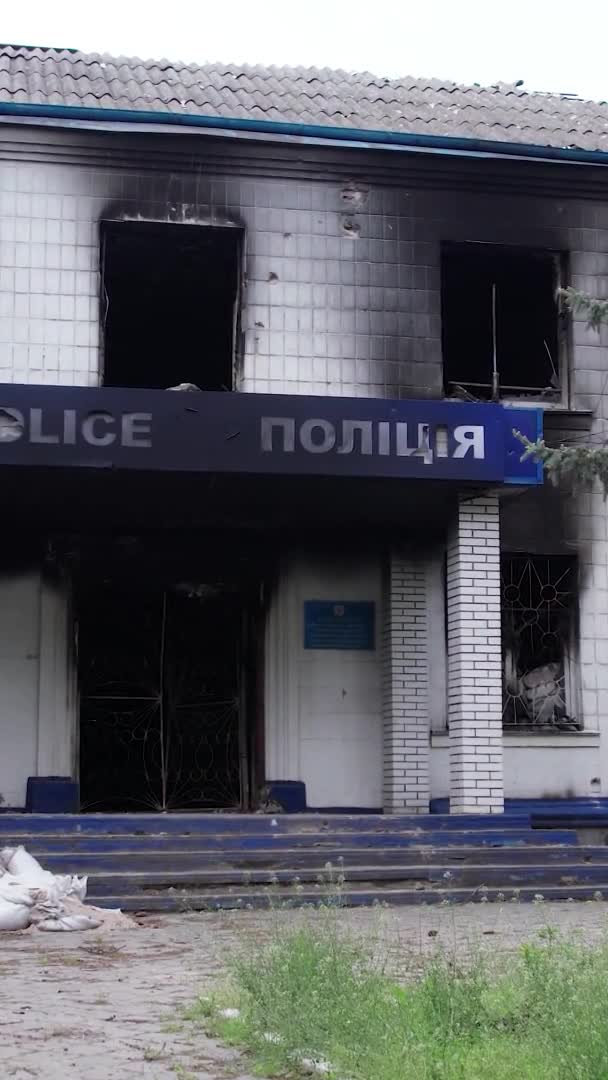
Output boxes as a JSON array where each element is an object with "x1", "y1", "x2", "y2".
[{"x1": 191, "y1": 916, "x2": 608, "y2": 1079}]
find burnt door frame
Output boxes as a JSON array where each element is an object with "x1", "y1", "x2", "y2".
[{"x1": 77, "y1": 578, "x2": 252, "y2": 812}]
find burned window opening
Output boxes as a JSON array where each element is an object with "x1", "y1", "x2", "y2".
[
  {"x1": 501, "y1": 553, "x2": 579, "y2": 729},
  {"x1": 101, "y1": 221, "x2": 242, "y2": 391},
  {"x1": 442, "y1": 244, "x2": 564, "y2": 401}
]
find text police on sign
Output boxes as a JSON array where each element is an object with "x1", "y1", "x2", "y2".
[{"x1": 0, "y1": 385, "x2": 542, "y2": 486}]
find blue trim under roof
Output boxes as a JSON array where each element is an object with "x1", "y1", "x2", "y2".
[{"x1": 2, "y1": 100, "x2": 608, "y2": 167}]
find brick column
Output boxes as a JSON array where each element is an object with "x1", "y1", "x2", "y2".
[
  {"x1": 382, "y1": 549, "x2": 430, "y2": 813},
  {"x1": 447, "y1": 494, "x2": 504, "y2": 813}
]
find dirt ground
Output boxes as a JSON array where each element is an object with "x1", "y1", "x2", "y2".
[{"x1": 3, "y1": 901, "x2": 608, "y2": 1079}]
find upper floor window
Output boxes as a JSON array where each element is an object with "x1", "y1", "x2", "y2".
[
  {"x1": 101, "y1": 221, "x2": 242, "y2": 391},
  {"x1": 442, "y1": 243, "x2": 566, "y2": 402}
]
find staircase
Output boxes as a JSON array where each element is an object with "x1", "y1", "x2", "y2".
[{"x1": 2, "y1": 810, "x2": 608, "y2": 910}]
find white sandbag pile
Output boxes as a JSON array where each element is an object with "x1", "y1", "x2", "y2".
[{"x1": 0, "y1": 845, "x2": 132, "y2": 932}]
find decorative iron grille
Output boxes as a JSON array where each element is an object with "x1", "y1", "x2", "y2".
[
  {"x1": 79, "y1": 587, "x2": 243, "y2": 810},
  {"x1": 501, "y1": 554, "x2": 579, "y2": 729}
]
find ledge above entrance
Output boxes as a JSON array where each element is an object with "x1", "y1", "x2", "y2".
[{"x1": 0, "y1": 385, "x2": 542, "y2": 486}]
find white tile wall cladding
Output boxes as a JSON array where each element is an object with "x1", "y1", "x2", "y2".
[
  {"x1": 0, "y1": 156, "x2": 443, "y2": 395},
  {"x1": 1, "y1": 139, "x2": 608, "y2": 746}
]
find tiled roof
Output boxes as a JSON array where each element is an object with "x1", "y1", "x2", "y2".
[{"x1": 1, "y1": 44, "x2": 608, "y2": 153}]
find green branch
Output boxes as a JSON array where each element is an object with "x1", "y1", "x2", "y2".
[
  {"x1": 512, "y1": 286, "x2": 608, "y2": 492},
  {"x1": 516, "y1": 432, "x2": 608, "y2": 494},
  {"x1": 559, "y1": 286, "x2": 608, "y2": 330}
]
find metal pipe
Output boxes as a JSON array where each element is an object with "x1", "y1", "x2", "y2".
[{"x1": 491, "y1": 283, "x2": 500, "y2": 401}]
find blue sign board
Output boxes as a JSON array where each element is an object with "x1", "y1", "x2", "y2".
[
  {"x1": 304, "y1": 601, "x2": 375, "y2": 651},
  {"x1": 0, "y1": 385, "x2": 542, "y2": 486}
]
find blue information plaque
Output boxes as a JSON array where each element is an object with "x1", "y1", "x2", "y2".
[{"x1": 304, "y1": 600, "x2": 375, "y2": 651}]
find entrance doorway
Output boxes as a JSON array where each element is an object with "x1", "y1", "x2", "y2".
[{"x1": 78, "y1": 579, "x2": 249, "y2": 812}]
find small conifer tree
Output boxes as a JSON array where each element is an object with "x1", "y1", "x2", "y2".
[{"x1": 517, "y1": 287, "x2": 608, "y2": 492}]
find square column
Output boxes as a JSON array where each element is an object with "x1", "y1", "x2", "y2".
[
  {"x1": 382, "y1": 549, "x2": 430, "y2": 813},
  {"x1": 447, "y1": 494, "x2": 504, "y2": 813}
]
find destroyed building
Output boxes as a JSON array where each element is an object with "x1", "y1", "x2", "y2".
[{"x1": 0, "y1": 45, "x2": 606, "y2": 820}]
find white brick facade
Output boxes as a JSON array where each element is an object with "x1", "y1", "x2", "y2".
[
  {"x1": 447, "y1": 495, "x2": 504, "y2": 813},
  {"x1": 382, "y1": 550, "x2": 430, "y2": 813}
]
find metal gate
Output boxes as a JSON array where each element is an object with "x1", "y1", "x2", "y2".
[{"x1": 79, "y1": 585, "x2": 244, "y2": 811}]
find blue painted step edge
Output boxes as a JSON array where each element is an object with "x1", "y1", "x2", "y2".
[
  {"x1": 0, "y1": 812, "x2": 536, "y2": 834},
  {"x1": 0, "y1": 829, "x2": 578, "y2": 849},
  {"x1": 431, "y1": 797, "x2": 608, "y2": 824}
]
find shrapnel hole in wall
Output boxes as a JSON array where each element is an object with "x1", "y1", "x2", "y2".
[{"x1": 101, "y1": 220, "x2": 241, "y2": 391}]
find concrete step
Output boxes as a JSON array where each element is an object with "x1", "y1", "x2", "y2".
[
  {"x1": 83, "y1": 862, "x2": 608, "y2": 895},
  {"x1": 1, "y1": 812, "x2": 595, "y2": 909},
  {"x1": 0, "y1": 829, "x2": 579, "y2": 851},
  {"x1": 12, "y1": 844, "x2": 604, "y2": 874},
  {"x1": 433, "y1": 798, "x2": 608, "y2": 823},
  {"x1": 89, "y1": 883, "x2": 608, "y2": 911},
  {"x1": 0, "y1": 812, "x2": 537, "y2": 835}
]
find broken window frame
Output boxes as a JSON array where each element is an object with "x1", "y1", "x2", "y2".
[
  {"x1": 501, "y1": 552, "x2": 580, "y2": 730},
  {"x1": 441, "y1": 242, "x2": 570, "y2": 406},
  {"x1": 99, "y1": 218, "x2": 245, "y2": 392}
]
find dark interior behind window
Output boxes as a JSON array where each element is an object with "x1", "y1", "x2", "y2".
[
  {"x1": 102, "y1": 221, "x2": 241, "y2": 390},
  {"x1": 442, "y1": 244, "x2": 562, "y2": 399},
  {"x1": 502, "y1": 553, "x2": 579, "y2": 729}
]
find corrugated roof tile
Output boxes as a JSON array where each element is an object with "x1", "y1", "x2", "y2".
[{"x1": 0, "y1": 45, "x2": 607, "y2": 152}]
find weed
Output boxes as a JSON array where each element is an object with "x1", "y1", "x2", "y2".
[
  {"x1": 161, "y1": 1022, "x2": 184, "y2": 1035},
  {"x1": 200, "y1": 917, "x2": 608, "y2": 1080},
  {"x1": 142, "y1": 1044, "x2": 165, "y2": 1061},
  {"x1": 79, "y1": 937, "x2": 125, "y2": 960},
  {"x1": 38, "y1": 952, "x2": 82, "y2": 967},
  {"x1": 172, "y1": 1065, "x2": 196, "y2": 1080}
]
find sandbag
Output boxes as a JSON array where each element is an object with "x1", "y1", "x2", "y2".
[
  {"x1": 68, "y1": 876, "x2": 88, "y2": 902},
  {"x1": 38, "y1": 913, "x2": 101, "y2": 932},
  {"x1": 0, "y1": 897, "x2": 31, "y2": 931},
  {"x1": 0, "y1": 878, "x2": 35, "y2": 907},
  {"x1": 49, "y1": 874, "x2": 88, "y2": 902},
  {"x1": 3, "y1": 846, "x2": 55, "y2": 887},
  {"x1": 1, "y1": 846, "x2": 88, "y2": 904},
  {"x1": 0, "y1": 844, "x2": 129, "y2": 932}
]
